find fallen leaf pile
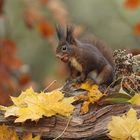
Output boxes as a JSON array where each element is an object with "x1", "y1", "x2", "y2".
[
  {"x1": 75, "y1": 81, "x2": 104, "y2": 114},
  {"x1": 0, "y1": 124, "x2": 40, "y2": 140},
  {"x1": 0, "y1": 87, "x2": 75, "y2": 123},
  {"x1": 107, "y1": 108, "x2": 140, "y2": 140}
]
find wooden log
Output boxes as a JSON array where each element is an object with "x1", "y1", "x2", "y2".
[{"x1": 0, "y1": 104, "x2": 140, "y2": 140}]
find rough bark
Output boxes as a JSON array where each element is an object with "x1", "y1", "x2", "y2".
[{"x1": 0, "y1": 103, "x2": 140, "y2": 140}]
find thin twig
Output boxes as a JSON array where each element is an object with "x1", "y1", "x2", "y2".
[
  {"x1": 43, "y1": 80, "x2": 57, "y2": 92},
  {"x1": 53, "y1": 116, "x2": 72, "y2": 140},
  {"x1": 119, "y1": 75, "x2": 139, "y2": 95},
  {"x1": 104, "y1": 77, "x2": 122, "y2": 94},
  {"x1": 126, "y1": 76, "x2": 139, "y2": 93},
  {"x1": 123, "y1": 81, "x2": 136, "y2": 95},
  {"x1": 120, "y1": 76, "x2": 124, "y2": 89}
]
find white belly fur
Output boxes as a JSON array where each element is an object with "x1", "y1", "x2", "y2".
[{"x1": 70, "y1": 57, "x2": 82, "y2": 72}]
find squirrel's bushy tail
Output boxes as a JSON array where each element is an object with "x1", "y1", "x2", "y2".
[{"x1": 82, "y1": 35, "x2": 114, "y2": 67}]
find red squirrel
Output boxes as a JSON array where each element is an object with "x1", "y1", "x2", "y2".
[{"x1": 56, "y1": 25, "x2": 114, "y2": 85}]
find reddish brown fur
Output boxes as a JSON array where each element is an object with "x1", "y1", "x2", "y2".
[{"x1": 56, "y1": 25, "x2": 114, "y2": 85}]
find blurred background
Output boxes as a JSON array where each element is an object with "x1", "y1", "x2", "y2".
[{"x1": 0, "y1": 0, "x2": 140, "y2": 105}]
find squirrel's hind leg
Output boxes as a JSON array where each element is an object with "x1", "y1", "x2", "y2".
[
  {"x1": 87, "y1": 70, "x2": 98, "y2": 84},
  {"x1": 96, "y1": 65, "x2": 114, "y2": 85}
]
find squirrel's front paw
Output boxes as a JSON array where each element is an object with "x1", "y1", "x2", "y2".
[
  {"x1": 75, "y1": 77, "x2": 85, "y2": 83},
  {"x1": 76, "y1": 74, "x2": 86, "y2": 83}
]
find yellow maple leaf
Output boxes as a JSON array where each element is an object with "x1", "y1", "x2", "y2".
[
  {"x1": 52, "y1": 100, "x2": 75, "y2": 117},
  {"x1": 81, "y1": 101, "x2": 90, "y2": 114},
  {"x1": 0, "y1": 124, "x2": 19, "y2": 140},
  {"x1": 76, "y1": 82, "x2": 104, "y2": 114},
  {"x1": 128, "y1": 94, "x2": 140, "y2": 105},
  {"x1": 11, "y1": 87, "x2": 38, "y2": 106},
  {"x1": 88, "y1": 85, "x2": 103, "y2": 103},
  {"x1": 80, "y1": 81, "x2": 93, "y2": 91},
  {"x1": 0, "y1": 87, "x2": 75, "y2": 123},
  {"x1": 5, "y1": 106, "x2": 19, "y2": 118},
  {"x1": 15, "y1": 106, "x2": 45, "y2": 122},
  {"x1": 107, "y1": 108, "x2": 140, "y2": 140},
  {"x1": 79, "y1": 82, "x2": 103, "y2": 103}
]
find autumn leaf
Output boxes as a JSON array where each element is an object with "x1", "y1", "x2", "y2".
[
  {"x1": 37, "y1": 20, "x2": 54, "y2": 38},
  {"x1": 0, "y1": 124, "x2": 41, "y2": 140},
  {"x1": 128, "y1": 93, "x2": 140, "y2": 105},
  {"x1": 124, "y1": 0, "x2": 140, "y2": 9},
  {"x1": 79, "y1": 82, "x2": 104, "y2": 104},
  {"x1": 79, "y1": 81, "x2": 92, "y2": 90},
  {"x1": 133, "y1": 23, "x2": 140, "y2": 35},
  {"x1": 76, "y1": 81, "x2": 104, "y2": 114},
  {"x1": 0, "y1": 87, "x2": 75, "y2": 122},
  {"x1": 107, "y1": 108, "x2": 140, "y2": 140},
  {"x1": 0, "y1": 124, "x2": 19, "y2": 140},
  {"x1": 81, "y1": 101, "x2": 90, "y2": 114},
  {"x1": 88, "y1": 84, "x2": 103, "y2": 103}
]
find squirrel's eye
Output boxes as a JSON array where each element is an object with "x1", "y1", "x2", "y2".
[{"x1": 62, "y1": 46, "x2": 67, "y2": 51}]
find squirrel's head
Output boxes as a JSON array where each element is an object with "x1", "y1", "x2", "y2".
[{"x1": 56, "y1": 25, "x2": 76, "y2": 63}]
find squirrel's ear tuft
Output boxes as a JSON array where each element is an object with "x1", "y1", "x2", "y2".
[
  {"x1": 66, "y1": 25, "x2": 76, "y2": 44},
  {"x1": 55, "y1": 24, "x2": 65, "y2": 41}
]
